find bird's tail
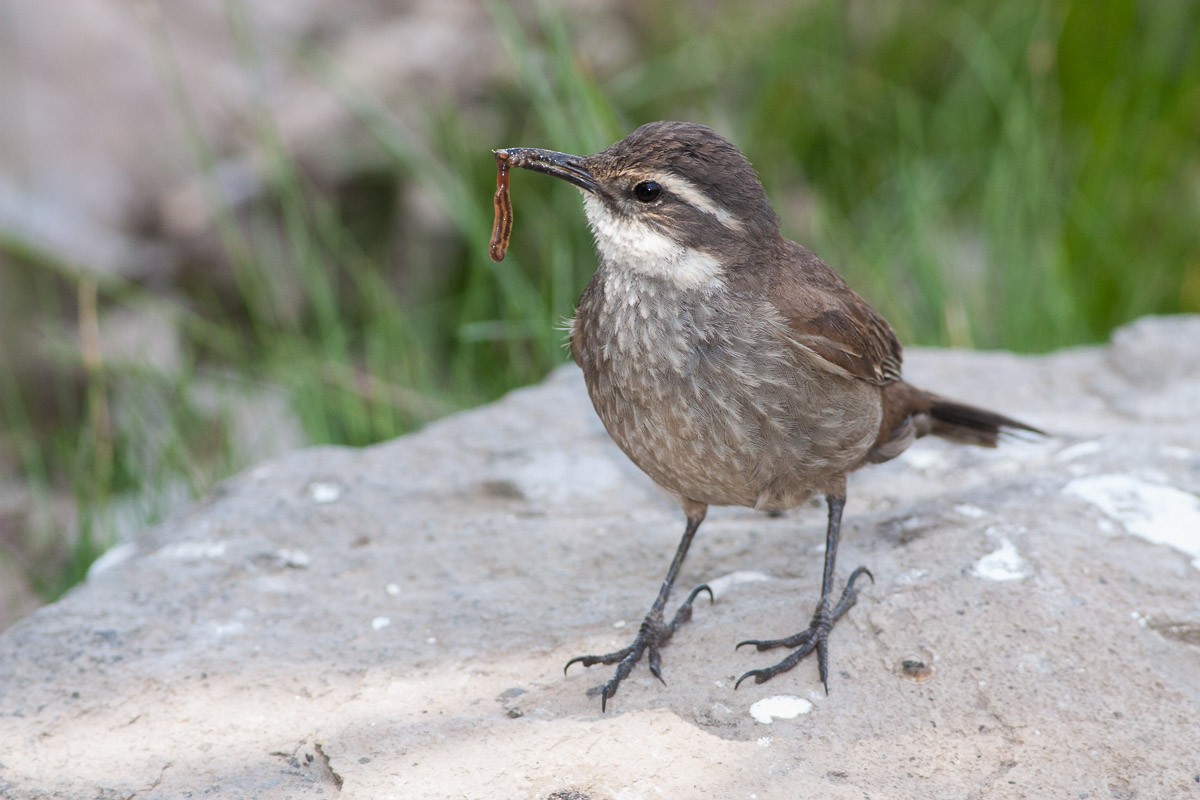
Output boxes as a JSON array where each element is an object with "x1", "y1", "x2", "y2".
[
  {"x1": 925, "y1": 395, "x2": 1044, "y2": 448},
  {"x1": 868, "y1": 382, "x2": 1045, "y2": 464}
]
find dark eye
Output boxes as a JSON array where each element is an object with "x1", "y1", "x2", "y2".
[{"x1": 633, "y1": 181, "x2": 661, "y2": 202}]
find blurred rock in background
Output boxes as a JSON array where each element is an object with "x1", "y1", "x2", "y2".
[{"x1": 0, "y1": 0, "x2": 627, "y2": 626}]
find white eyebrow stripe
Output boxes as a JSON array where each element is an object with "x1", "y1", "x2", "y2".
[{"x1": 661, "y1": 176, "x2": 745, "y2": 231}]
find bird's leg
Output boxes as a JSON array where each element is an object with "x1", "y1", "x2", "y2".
[
  {"x1": 735, "y1": 488, "x2": 873, "y2": 693},
  {"x1": 565, "y1": 503, "x2": 712, "y2": 711}
]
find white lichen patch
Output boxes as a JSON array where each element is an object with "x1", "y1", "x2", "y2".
[
  {"x1": 901, "y1": 448, "x2": 947, "y2": 471},
  {"x1": 706, "y1": 570, "x2": 772, "y2": 600},
  {"x1": 159, "y1": 540, "x2": 227, "y2": 561},
  {"x1": 953, "y1": 503, "x2": 988, "y2": 519},
  {"x1": 749, "y1": 695, "x2": 813, "y2": 724},
  {"x1": 1064, "y1": 474, "x2": 1200, "y2": 571},
  {"x1": 1054, "y1": 440, "x2": 1105, "y2": 463},
  {"x1": 308, "y1": 481, "x2": 343, "y2": 504},
  {"x1": 972, "y1": 537, "x2": 1031, "y2": 581},
  {"x1": 210, "y1": 620, "x2": 245, "y2": 637}
]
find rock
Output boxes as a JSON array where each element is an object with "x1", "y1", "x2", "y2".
[{"x1": 1, "y1": 316, "x2": 1198, "y2": 799}]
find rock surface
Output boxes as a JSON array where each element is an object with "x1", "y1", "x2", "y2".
[{"x1": 2, "y1": 316, "x2": 1199, "y2": 799}]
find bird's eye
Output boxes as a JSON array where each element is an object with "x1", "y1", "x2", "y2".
[{"x1": 633, "y1": 181, "x2": 662, "y2": 203}]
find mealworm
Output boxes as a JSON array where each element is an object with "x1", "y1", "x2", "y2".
[{"x1": 489, "y1": 150, "x2": 512, "y2": 262}]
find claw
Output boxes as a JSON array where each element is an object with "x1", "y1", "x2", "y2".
[
  {"x1": 817, "y1": 637, "x2": 830, "y2": 694},
  {"x1": 564, "y1": 581, "x2": 710, "y2": 711},
  {"x1": 845, "y1": 566, "x2": 874, "y2": 588},
  {"x1": 564, "y1": 513, "x2": 709, "y2": 711},
  {"x1": 601, "y1": 683, "x2": 616, "y2": 713},
  {"x1": 735, "y1": 564, "x2": 872, "y2": 692},
  {"x1": 734, "y1": 668, "x2": 767, "y2": 690},
  {"x1": 565, "y1": 653, "x2": 605, "y2": 674},
  {"x1": 648, "y1": 644, "x2": 665, "y2": 684},
  {"x1": 735, "y1": 627, "x2": 815, "y2": 652}
]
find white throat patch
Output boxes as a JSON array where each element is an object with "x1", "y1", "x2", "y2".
[{"x1": 582, "y1": 193, "x2": 724, "y2": 291}]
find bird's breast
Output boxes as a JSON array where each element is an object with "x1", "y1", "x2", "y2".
[{"x1": 573, "y1": 268, "x2": 881, "y2": 510}]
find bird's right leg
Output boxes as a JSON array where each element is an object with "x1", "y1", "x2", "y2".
[{"x1": 565, "y1": 502, "x2": 712, "y2": 712}]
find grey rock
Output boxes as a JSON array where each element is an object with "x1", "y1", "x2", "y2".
[{"x1": 2, "y1": 316, "x2": 1199, "y2": 799}]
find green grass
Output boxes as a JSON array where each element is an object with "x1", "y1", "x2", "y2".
[{"x1": 2, "y1": 0, "x2": 1198, "y2": 607}]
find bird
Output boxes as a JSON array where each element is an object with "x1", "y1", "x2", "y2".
[{"x1": 494, "y1": 121, "x2": 1043, "y2": 711}]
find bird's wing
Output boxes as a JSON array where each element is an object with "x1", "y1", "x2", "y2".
[{"x1": 765, "y1": 244, "x2": 903, "y2": 386}]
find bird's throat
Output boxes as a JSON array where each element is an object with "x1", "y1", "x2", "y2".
[{"x1": 582, "y1": 194, "x2": 725, "y2": 291}]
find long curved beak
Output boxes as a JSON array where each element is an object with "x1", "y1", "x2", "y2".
[{"x1": 495, "y1": 147, "x2": 597, "y2": 193}]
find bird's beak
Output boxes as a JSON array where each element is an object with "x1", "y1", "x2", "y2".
[{"x1": 495, "y1": 148, "x2": 598, "y2": 194}]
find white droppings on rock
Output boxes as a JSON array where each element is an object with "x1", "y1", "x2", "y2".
[
  {"x1": 954, "y1": 504, "x2": 988, "y2": 519},
  {"x1": 972, "y1": 538, "x2": 1031, "y2": 581},
  {"x1": 159, "y1": 540, "x2": 227, "y2": 561},
  {"x1": 1063, "y1": 474, "x2": 1200, "y2": 570},
  {"x1": 1054, "y1": 440, "x2": 1105, "y2": 463},
  {"x1": 749, "y1": 695, "x2": 813, "y2": 724},
  {"x1": 211, "y1": 620, "x2": 245, "y2": 637},
  {"x1": 612, "y1": 619, "x2": 627, "y2": 629},
  {"x1": 385, "y1": 583, "x2": 401, "y2": 596},
  {"x1": 756, "y1": 736, "x2": 772, "y2": 747},
  {"x1": 371, "y1": 616, "x2": 391, "y2": 631},
  {"x1": 706, "y1": 570, "x2": 772, "y2": 600},
  {"x1": 308, "y1": 481, "x2": 342, "y2": 504},
  {"x1": 894, "y1": 568, "x2": 928, "y2": 585},
  {"x1": 902, "y1": 448, "x2": 946, "y2": 471}
]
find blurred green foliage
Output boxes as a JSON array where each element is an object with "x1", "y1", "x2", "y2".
[
  {"x1": 1, "y1": 0, "x2": 1198, "y2": 603},
  {"x1": 625, "y1": 1, "x2": 1200, "y2": 350}
]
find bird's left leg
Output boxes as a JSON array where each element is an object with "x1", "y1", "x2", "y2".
[{"x1": 735, "y1": 482, "x2": 872, "y2": 692}]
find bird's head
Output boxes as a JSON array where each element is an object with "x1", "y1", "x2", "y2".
[{"x1": 498, "y1": 122, "x2": 779, "y2": 287}]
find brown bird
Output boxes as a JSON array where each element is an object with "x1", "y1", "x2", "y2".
[{"x1": 496, "y1": 121, "x2": 1042, "y2": 711}]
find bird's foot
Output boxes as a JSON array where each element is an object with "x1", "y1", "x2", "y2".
[
  {"x1": 734, "y1": 566, "x2": 873, "y2": 692},
  {"x1": 565, "y1": 584, "x2": 712, "y2": 711}
]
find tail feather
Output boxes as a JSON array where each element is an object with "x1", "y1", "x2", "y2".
[
  {"x1": 869, "y1": 382, "x2": 1045, "y2": 465},
  {"x1": 926, "y1": 396, "x2": 1045, "y2": 448}
]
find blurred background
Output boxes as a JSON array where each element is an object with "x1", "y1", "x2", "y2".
[{"x1": 1, "y1": 0, "x2": 1197, "y2": 628}]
